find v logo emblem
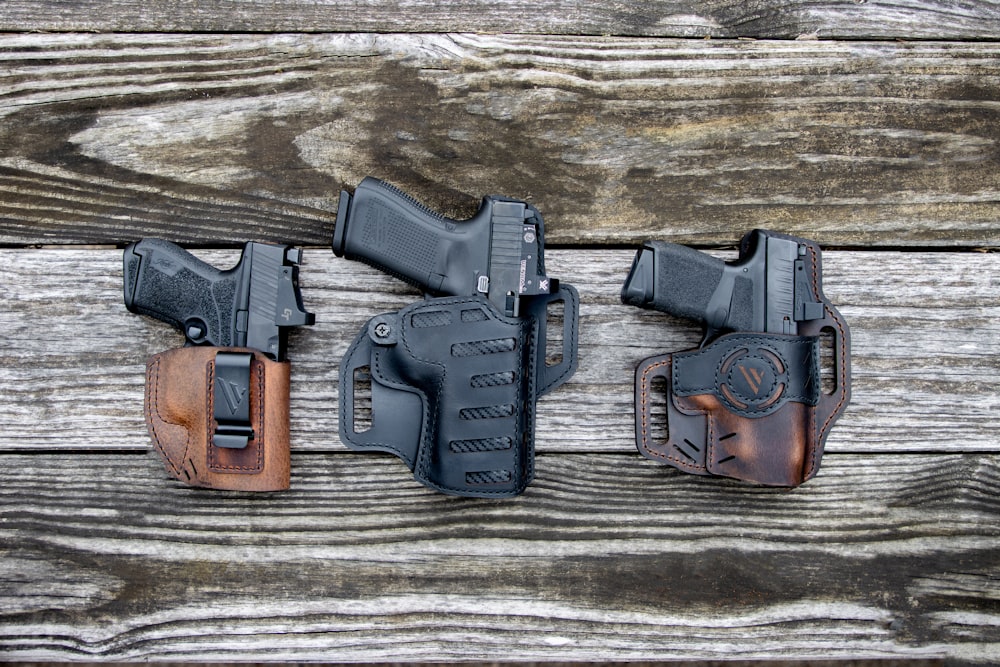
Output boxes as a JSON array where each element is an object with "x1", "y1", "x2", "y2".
[
  {"x1": 738, "y1": 364, "x2": 765, "y2": 395},
  {"x1": 216, "y1": 377, "x2": 248, "y2": 415}
]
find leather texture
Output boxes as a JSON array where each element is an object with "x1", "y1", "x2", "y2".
[
  {"x1": 145, "y1": 346, "x2": 291, "y2": 491},
  {"x1": 339, "y1": 286, "x2": 579, "y2": 497},
  {"x1": 635, "y1": 235, "x2": 851, "y2": 486}
]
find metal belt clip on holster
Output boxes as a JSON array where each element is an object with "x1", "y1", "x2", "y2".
[
  {"x1": 124, "y1": 239, "x2": 314, "y2": 491},
  {"x1": 145, "y1": 346, "x2": 292, "y2": 491}
]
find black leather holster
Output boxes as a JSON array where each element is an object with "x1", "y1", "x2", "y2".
[{"x1": 340, "y1": 287, "x2": 579, "y2": 497}]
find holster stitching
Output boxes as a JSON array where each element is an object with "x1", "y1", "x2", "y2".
[
  {"x1": 638, "y1": 357, "x2": 707, "y2": 471},
  {"x1": 401, "y1": 304, "x2": 447, "y2": 493},
  {"x1": 522, "y1": 316, "x2": 538, "y2": 488},
  {"x1": 806, "y1": 243, "x2": 850, "y2": 480},
  {"x1": 538, "y1": 286, "x2": 579, "y2": 395},
  {"x1": 408, "y1": 296, "x2": 528, "y2": 497},
  {"x1": 146, "y1": 355, "x2": 186, "y2": 477},
  {"x1": 340, "y1": 324, "x2": 413, "y2": 458},
  {"x1": 371, "y1": 345, "x2": 426, "y2": 461}
]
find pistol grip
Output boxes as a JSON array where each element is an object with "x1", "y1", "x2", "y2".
[
  {"x1": 333, "y1": 177, "x2": 491, "y2": 297},
  {"x1": 124, "y1": 239, "x2": 242, "y2": 347},
  {"x1": 623, "y1": 241, "x2": 726, "y2": 321}
]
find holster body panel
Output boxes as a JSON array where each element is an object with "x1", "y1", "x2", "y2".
[
  {"x1": 145, "y1": 346, "x2": 291, "y2": 491},
  {"x1": 635, "y1": 237, "x2": 851, "y2": 486},
  {"x1": 340, "y1": 286, "x2": 579, "y2": 497}
]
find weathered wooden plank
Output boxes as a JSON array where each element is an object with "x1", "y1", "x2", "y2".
[
  {"x1": 0, "y1": 0, "x2": 998, "y2": 39},
  {"x1": 1, "y1": 248, "x2": 997, "y2": 454},
  {"x1": 0, "y1": 452, "x2": 997, "y2": 661},
  {"x1": 1, "y1": 34, "x2": 999, "y2": 247}
]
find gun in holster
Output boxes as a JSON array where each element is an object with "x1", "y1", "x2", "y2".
[
  {"x1": 124, "y1": 239, "x2": 314, "y2": 490},
  {"x1": 621, "y1": 229, "x2": 851, "y2": 486},
  {"x1": 334, "y1": 177, "x2": 579, "y2": 497}
]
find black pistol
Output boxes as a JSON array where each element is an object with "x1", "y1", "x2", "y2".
[
  {"x1": 334, "y1": 178, "x2": 579, "y2": 498},
  {"x1": 621, "y1": 229, "x2": 851, "y2": 487},
  {"x1": 622, "y1": 229, "x2": 827, "y2": 343},
  {"x1": 334, "y1": 176, "x2": 556, "y2": 315},
  {"x1": 124, "y1": 239, "x2": 315, "y2": 361}
]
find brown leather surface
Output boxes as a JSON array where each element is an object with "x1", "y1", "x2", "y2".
[
  {"x1": 679, "y1": 394, "x2": 811, "y2": 487},
  {"x1": 145, "y1": 346, "x2": 291, "y2": 491},
  {"x1": 635, "y1": 354, "x2": 711, "y2": 478},
  {"x1": 635, "y1": 238, "x2": 851, "y2": 487}
]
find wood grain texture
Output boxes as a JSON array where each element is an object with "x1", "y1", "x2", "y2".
[
  {"x1": 0, "y1": 0, "x2": 999, "y2": 39},
  {"x1": 1, "y1": 248, "x2": 997, "y2": 454},
  {"x1": 0, "y1": 452, "x2": 997, "y2": 661},
  {"x1": 1, "y1": 34, "x2": 999, "y2": 247},
  {"x1": 1, "y1": 11, "x2": 998, "y2": 663}
]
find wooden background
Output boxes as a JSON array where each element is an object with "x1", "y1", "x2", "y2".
[{"x1": 0, "y1": 1, "x2": 998, "y2": 664}]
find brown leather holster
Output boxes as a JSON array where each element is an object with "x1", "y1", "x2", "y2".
[
  {"x1": 144, "y1": 346, "x2": 291, "y2": 491},
  {"x1": 634, "y1": 250, "x2": 851, "y2": 487}
]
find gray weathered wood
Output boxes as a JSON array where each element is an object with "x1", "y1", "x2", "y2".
[
  {"x1": 0, "y1": 452, "x2": 997, "y2": 661},
  {"x1": 1, "y1": 8, "x2": 998, "y2": 663},
  {"x1": 1, "y1": 248, "x2": 997, "y2": 454},
  {"x1": 1, "y1": 34, "x2": 999, "y2": 247},
  {"x1": 1, "y1": 0, "x2": 999, "y2": 39}
]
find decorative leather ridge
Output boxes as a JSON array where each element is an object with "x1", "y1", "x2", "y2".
[
  {"x1": 635, "y1": 236, "x2": 851, "y2": 487},
  {"x1": 145, "y1": 346, "x2": 291, "y2": 491},
  {"x1": 339, "y1": 286, "x2": 579, "y2": 498}
]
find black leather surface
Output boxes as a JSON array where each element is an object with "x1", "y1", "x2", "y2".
[
  {"x1": 672, "y1": 332, "x2": 820, "y2": 419},
  {"x1": 339, "y1": 286, "x2": 579, "y2": 497}
]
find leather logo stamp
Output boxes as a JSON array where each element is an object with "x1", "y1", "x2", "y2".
[
  {"x1": 737, "y1": 363, "x2": 767, "y2": 395},
  {"x1": 216, "y1": 377, "x2": 248, "y2": 416},
  {"x1": 718, "y1": 349, "x2": 787, "y2": 416}
]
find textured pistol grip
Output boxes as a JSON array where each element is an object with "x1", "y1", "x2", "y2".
[
  {"x1": 335, "y1": 177, "x2": 490, "y2": 296},
  {"x1": 144, "y1": 346, "x2": 291, "y2": 491},
  {"x1": 622, "y1": 241, "x2": 725, "y2": 322},
  {"x1": 124, "y1": 239, "x2": 241, "y2": 347},
  {"x1": 339, "y1": 288, "x2": 579, "y2": 497}
]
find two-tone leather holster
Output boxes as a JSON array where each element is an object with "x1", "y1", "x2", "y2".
[
  {"x1": 145, "y1": 346, "x2": 291, "y2": 491},
  {"x1": 634, "y1": 241, "x2": 851, "y2": 487},
  {"x1": 339, "y1": 286, "x2": 579, "y2": 497}
]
